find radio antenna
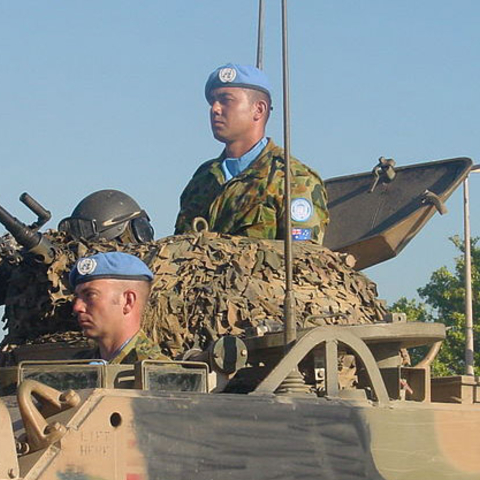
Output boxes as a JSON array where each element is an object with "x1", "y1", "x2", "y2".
[
  {"x1": 281, "y1": 0, "x2": 296, "y2": 352},
  {"x1": 256, "y1": 0, "x2": 265, "y2": 69}
]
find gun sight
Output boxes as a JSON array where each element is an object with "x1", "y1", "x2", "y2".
[{"x1": 19, "y1": 193, "x2": 52, "y2": 230}]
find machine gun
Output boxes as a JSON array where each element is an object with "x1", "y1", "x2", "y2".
[{"x1": 0, "y1": 193, "x2": 56, "y2": 264}]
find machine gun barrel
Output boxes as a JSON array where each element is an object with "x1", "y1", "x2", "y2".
[
  {"x1": 0, "y1": 205, "x2": 56, "y2": 264},
  {"x1": 0, "y1": 205, "x2": 41, "y2": 250}
]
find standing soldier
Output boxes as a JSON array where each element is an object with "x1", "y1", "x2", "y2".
[{"x1": 175, "y1": 63, "x2": 329, "y2": 243}]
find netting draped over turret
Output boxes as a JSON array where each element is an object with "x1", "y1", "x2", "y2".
[{"x1": 0, "y1": 231, "x2": 387, "y2": 357}]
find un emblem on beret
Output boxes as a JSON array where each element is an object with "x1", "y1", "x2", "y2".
[
  {"x1": 291, "y1": 198, "x2": 313, "y2": 222},
  {"x1": 218, "y1": 67, "x2": 237, "y2": 83},
  {"x1": 77, "y1": 257, "x2": 97, "y2": 275}
]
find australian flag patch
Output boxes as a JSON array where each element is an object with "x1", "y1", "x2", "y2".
[{"x1": 292, "y1": 228, "x2": 312, "y2": 241}]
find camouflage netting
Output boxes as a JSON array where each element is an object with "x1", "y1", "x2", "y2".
[{"x1": 0, "y1": 230, "x2": 388, "y2": 357}]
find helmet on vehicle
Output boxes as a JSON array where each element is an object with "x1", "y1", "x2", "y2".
[{"x1": 58, "y1": 190, "x2": 154, "y2": 243}]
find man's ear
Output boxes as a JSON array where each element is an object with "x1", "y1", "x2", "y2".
[
  {"x1": 123, "y1": 290, "x2": 137, "y2": 314},
  {"x1": 253, "y1": 99, "x2": 268, "y2": 121}
]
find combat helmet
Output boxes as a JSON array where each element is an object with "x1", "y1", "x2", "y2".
[{"x1": 58, "y1": 190, "x2": 154, "y2": 243}]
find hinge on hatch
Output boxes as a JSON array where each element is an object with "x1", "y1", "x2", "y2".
[
  {"x1": 421, "y1": 190, "x2": 448, "y2": 215},
  {"x1": 369, "y1": 157, "x2": 397, "y2": 193}
]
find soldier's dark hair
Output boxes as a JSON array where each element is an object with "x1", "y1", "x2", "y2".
[{"x1": 247, "y1": 89, "x2": 272, "y2": 122}]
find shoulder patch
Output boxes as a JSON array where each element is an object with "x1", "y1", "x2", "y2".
[
  {"x1": 291, "y1": 198, "x2": 313, "y2": 222},
  {"x1": 292, "y1": 228, "x2": 312, "y2": 241}
]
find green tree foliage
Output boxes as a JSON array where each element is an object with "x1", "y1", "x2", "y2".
[{"x1": 391, "y1": 236, "x2": 480, "y2": 376}]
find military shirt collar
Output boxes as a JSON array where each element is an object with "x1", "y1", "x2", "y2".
[
  {"x1": 108, "y1": 330, "x2": 143, "y2": 364},
  {"x1": 221, "y1": 137, "x2": 268, "y2": 181},
  {"x1": 226, "y1": 138, "x2": 283, "y2": 183},
  {"x1": 211, "y1": 138, "x2": 281, "y2": 185}
]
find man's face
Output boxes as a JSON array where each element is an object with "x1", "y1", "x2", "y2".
[
  {"x1": 209, "y1": 87, "x2": 257, "y2": 144},
  {"x1": 73, "y1": 279, "x2": 124, "y2": 341}
]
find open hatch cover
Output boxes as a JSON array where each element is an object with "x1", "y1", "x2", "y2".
[{"x1": 323, "y1": 157, "x2": 473, "y2": 269}]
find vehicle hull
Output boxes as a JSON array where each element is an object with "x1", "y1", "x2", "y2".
[{"x1": 14, "y1": 388, "x2": 480, "y2": 480}]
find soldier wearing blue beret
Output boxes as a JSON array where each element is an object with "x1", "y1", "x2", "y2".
[
  {"x1": 175, "y1": 63, "x2": 329, "y2": 243},
  {"x1": 70, "y1": 251, "x2": 169, "y2": 364}
]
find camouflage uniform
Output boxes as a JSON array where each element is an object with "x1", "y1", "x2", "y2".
[
  {"x1": 80, "y1": 330, "x2": 170, "y2": 365},
  {"x1": 175, "y1": 139, "x2": 329, "y2": 243}
]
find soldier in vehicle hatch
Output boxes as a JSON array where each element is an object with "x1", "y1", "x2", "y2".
[
  {"x1": 69, "y1": 251, "x2": 169, "y2": 364},
  {"x1": 175, "y1": 63, "x2": 329, "y2": 243},
  {"x1": 59, "y1": 189, "x2": 155, "y2": 243}
]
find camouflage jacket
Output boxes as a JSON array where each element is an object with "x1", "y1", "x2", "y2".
[
  {"x1": 174, "y1": 139, "x2": 329, "y2": 243},
  {"x1": 80, "y1": 330, "x2": 170, "y2": 364}
]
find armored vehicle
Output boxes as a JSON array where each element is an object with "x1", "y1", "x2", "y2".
[{"x1": 1, "y1": 155, "x2": 479, "y2": 480}]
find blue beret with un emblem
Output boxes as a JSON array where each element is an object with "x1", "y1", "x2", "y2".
[
  {"x1": 69, "y1": 251, "x2": 153, "y2": 288},
  {"x1": 205, "y1": 63, "x2": 272, "y2": 102}
]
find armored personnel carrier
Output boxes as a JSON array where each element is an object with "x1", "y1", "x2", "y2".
[{"x1": 1, "y1": 155, "x2": 479, "y2": 480}]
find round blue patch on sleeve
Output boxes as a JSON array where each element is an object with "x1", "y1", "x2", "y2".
[{"x1": 291, "y1": 198, "x2": 313, "y2": 222}]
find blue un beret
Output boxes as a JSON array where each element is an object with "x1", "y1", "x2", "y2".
[
  {"x1": 69, "y1": 251, "x2": 153, "y2": 288},
  {"x1": 205, "y1": 63, "x2": 272, "y2": 102}
]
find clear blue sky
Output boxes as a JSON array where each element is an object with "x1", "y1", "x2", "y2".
[{"x1": 1, "y1": 0, "x2": 479, "y2": 313}]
